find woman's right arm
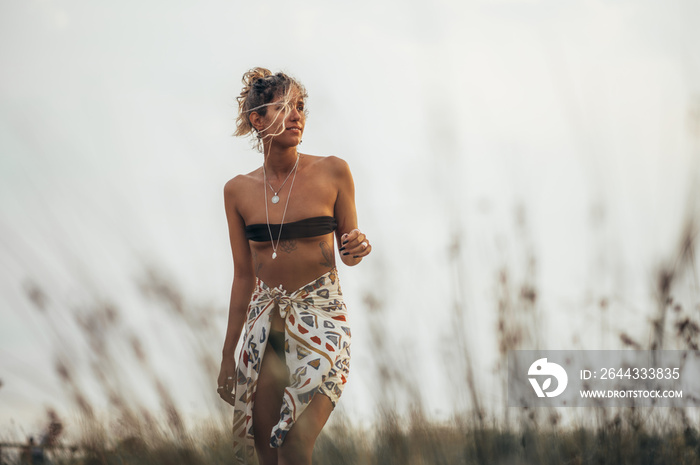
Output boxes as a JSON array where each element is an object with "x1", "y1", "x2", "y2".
[{"x1": 218, "y1": 177, "x2": 255, "y2": 406}]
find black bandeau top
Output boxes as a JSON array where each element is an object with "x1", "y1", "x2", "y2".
[{"x1": 245, "y1": 216, "x2": 337, "y2": 242}]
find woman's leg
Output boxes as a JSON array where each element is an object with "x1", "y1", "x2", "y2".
[
  {"x1": 277, "y1": 393, "x2": 334, "y2": 465},
  {"x1": 253, "y1": 343, "x2": 289, "y2": 465}
]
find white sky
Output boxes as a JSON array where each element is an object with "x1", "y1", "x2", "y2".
[{"x1": 1, "y1": 0, "x2": 699, "y2": 436}]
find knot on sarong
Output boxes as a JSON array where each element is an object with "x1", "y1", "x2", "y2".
[{"x1": 267, "y1": 285, "x2": 294, "y2": 318}]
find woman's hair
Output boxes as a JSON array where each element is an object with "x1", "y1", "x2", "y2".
[{"x1": 234, "y1": 67, "x2": 308, "y2": 140}]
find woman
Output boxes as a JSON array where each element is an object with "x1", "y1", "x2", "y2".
[{"x1": 217, "y1": 68, "x2": 372, "y2": 465}]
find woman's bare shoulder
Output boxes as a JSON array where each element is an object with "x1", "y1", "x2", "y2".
[
  {"x1": 306, "y1": 154, "x2": 350, "y2": 176},
  {"x1": 224, "y1": 169, "x2": 262, "y2": 196}
]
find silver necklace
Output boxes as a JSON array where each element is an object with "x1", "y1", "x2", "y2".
[
  {"x1": 265, "y1": 156, "x2": 299, "y2": 204},
  {"x1": 263, "y1": 154, "x2": 300, "y2": 259}
]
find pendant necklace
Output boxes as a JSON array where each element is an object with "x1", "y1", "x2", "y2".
[
  {"x1": 263, "y1": 153, "x2": 300, "y2": 259},
  {"x1": 265, "y1": 156, "x2": 299, "y2": 204}
]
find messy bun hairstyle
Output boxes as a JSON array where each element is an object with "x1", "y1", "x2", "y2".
[{"x1": 234, "y1": 67, "x2": 308, "y2": 140}]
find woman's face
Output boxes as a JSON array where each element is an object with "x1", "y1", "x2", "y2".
[{"x1": 260, "y1": 89, "x2": 306, "y2": 146}]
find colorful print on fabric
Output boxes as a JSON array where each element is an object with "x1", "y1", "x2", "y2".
[{"x1": 231, "y1": 268, "x2": 351, "y2": 464}]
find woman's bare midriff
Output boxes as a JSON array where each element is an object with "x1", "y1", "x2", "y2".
[{"x1": 249, "y1": 232, "x2": 337, "y2": 332}]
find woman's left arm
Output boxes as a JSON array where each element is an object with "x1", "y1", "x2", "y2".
[{"x1": 331, "y1": 156, "x2": 372, "y2": 266}]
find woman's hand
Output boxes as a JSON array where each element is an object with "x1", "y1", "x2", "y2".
[
  {"x1": 217, "y1": 358, "x2": 237, "y2": 406},
  {"x1": 339, "y1": 229, "x2": 372, "y2": 261}
]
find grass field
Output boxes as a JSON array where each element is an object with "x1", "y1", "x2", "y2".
[{"x1": 5, "y1": 408, "x2": 700, "y2": 464}]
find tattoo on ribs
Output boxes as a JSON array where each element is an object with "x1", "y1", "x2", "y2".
[
  {"x1": 319, "y1": 241, "x2": 334, "y2": 268},
  {"x1": 280, "y1": 239, "x2": 297, "y2": 254},
  {"x1": 252, "y1": 250, "x2": 262, "y2": 276}
]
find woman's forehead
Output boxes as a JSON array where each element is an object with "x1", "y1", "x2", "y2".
[{"x1": 275, "y1": 86, "x2": 305, "y2": 103}]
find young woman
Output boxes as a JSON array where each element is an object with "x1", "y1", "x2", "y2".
[{"x1": 217, "y1": 68, "x2": 372, "y2": 465}]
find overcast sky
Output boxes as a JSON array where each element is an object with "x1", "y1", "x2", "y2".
[{"x1": 1, "y1": 0, "x2": 699, "y2": 434}]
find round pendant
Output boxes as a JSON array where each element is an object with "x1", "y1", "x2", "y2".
[
  {"x1": 271, "y1": 195, "x2": 280, "y2": 204},
  {"x1": 272, "y1": 252, "x2": 277, "y2": 259}
]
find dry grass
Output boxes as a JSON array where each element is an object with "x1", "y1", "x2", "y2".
[{"x1": 9, "y1": 411, "x2": 700, "y2": 465}]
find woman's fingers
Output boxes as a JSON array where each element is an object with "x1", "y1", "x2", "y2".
[
  {"x1": 217, "y1": 375, "x2": 236, "y2": 405},
  {"x1": 217, "y1": 366, "x2": 237, "y2": 405},
  {"x1": 218, "y1": 387, "x2": 236, "y2": 406},
  {"x1": 340, "y1": 229, "x2": 372, "y2": 258},
  {"x1": 349, "y1": 241, "x2": 371, "y2": 258}
]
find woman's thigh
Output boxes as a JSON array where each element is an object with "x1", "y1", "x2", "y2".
[{"x1": 253, "y1": 344, "x2": 289, "y2": 465}]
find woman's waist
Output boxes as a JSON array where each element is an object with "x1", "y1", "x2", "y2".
[
  {"x1": 252, "y1": 249, "x2": 337, "y2": 287},
  {"x1": 255, "y1": 267, "x2": 341, "y2": 298}
]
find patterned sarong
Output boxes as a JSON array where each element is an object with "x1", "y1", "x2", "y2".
[{"x1": 232, "y1": 268, "x2": 351, "y2": 463}]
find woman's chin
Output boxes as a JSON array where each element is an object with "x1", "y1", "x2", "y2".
[{"x1": 269, "y1": 136, "x2": 301, "y2": 148}]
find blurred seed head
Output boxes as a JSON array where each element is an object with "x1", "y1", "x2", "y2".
[
  {"x1": 619, "y1": 333, "x2": 642, "y2": 350},
  {"x1": 24, "y1": 279, "x2": 48, "y2": 312}
]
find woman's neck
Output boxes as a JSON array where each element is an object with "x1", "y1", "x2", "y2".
[{"x1": 264, "y1": 146, "x2": 299, "y2": 178}]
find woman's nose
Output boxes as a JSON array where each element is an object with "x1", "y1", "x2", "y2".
[{"x1": 288, "y1": 107, "x2": 301, "y2": 120}]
